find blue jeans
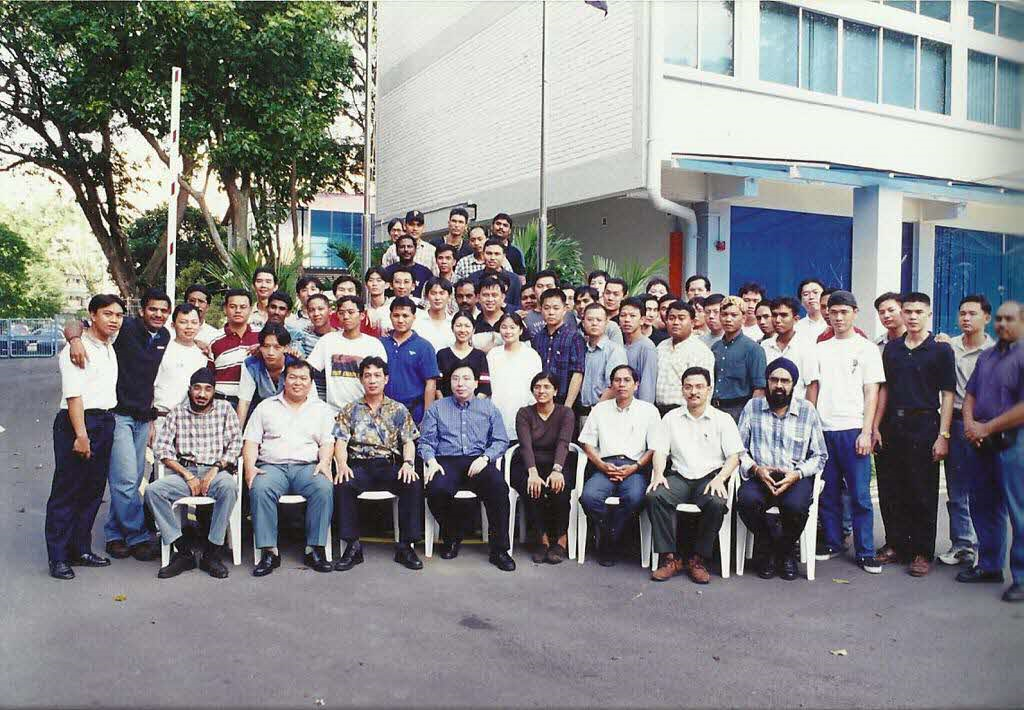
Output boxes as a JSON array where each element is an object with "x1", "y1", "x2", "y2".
[
  {"x1": 580, "y1": 458, "x2": 649, "y2": 543},
  {"x1": 945, "y1": 419, "x2": 978, "y2": 551},
  {"x1": 104, "y1": 414, "x2": 153, "y2": 546},
  {"x1": 820, "y1": 430, "x2": 875, "y2": 559},
  {"x1": 250, "y1": 462, "x2": 333, "y2": 549},
  {"x1": 969, "y1": 446, "x2": 1008, "y2": 574},
  {"x1": 999, "y1": 430, "x2": 1024, "y2": 584}
]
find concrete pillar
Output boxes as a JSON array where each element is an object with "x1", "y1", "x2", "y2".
[
  {"x1": 694, "y1": 202, "x2": 726, "y2": 294},
  {"x1": 851, "y1": 186, "x2": 904, "y2": 337}
]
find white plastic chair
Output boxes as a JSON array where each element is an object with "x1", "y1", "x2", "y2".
[
  {"x1": 340, "y1": 490, "x2": 400, "y2": 555},
  {"x1": 424, "y1": 455, "x2": 517, "y2": 557},
  {"x1": 504, "y1": 442, "x2": 586, "y2": 560},
  {"x1": 650, "y1": 469, "x2": 739, "y2": 578},
  {"x1": 253, "y1": 494, "x2": 333, "y2": 564},
  {"x1": 735, "y1": 475, "x2": 825, "y2": 580},
  {"x1": 156, "y1": 458, "x2": 243, "y2": 567},
  {"x1": 577, "y1": 498, "x2": 653, "y2": 567}
]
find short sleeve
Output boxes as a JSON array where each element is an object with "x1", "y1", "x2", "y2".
[
  {"x1": 578, "y1": 406, "x2": 600, "y2": 448},
  {"x1": 749, "y1": 344, "x2": 768, "y2": 389},
  {"x1": 399, "y1": 408, "x2": 420, "y2": 443},
  {"x1": 862, "y1": 340, "x2": 886, "y2": 384},
  {"x1": 720, "y1": 412, "x2": 745, "y2": 457},
  {"x1": 333, "y1": 403, "x2": 353, "y2": 441},
  {"x1": 238, "y1": 365, "x2": 256, "y2": 402},
  {"x1": 242, "y1": 405, "x2": 265, "y2": 443},
  {"x1": 420, "y1": 341, "x2": 440, "y2": 379},
  {"x1": 319, "y1": 406, "x2": 336, "y2": 443},
  {"x1": 59, "y1": 347, "x2": 85, "y2": 401}
]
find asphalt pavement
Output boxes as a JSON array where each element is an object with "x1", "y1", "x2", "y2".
[{"x1": 1, "y1": 356, "x2": 1021, "y2": 709}]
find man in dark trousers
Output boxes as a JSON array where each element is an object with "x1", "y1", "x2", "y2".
[
  {"x1": 46, "y1": 294, "x2": 125, "y2": 580},
  {"x1": 875, "y1": 292, "x2": 955, "y2": 578}
]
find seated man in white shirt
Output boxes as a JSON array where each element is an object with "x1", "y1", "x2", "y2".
[
  {"x1": 579, "y1": 364, "x2": 662, "y2": 566},
  {"x1": 242, "y1": 360, "x2": 336, "y2": 577},
  {"x1": 647, "y1": 366, "x2": 743, "y2": 585}
]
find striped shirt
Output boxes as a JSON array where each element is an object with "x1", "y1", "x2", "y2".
[
  {"x1": 417, "y1": 395, "x2": 509, "y2": 463},
  {"x1": 153, "y1": 399, "x2": 242, "y2": 468},
  {"x1": 208, "y1": 327, "x2": 259, "y2": 398},
  {"x1": 737, "y1": 396, "x2": 827, "y2": 480},
  {"x1": 655, "y1": 335, "x2": 715, "y2": 407}
]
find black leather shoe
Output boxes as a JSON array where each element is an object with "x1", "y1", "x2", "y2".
[
  {"x1": 304, "y1": 547, "x2": 333, "y2": 573},
  {"x1": 70, "y1": 551, "x2": 111, "y2": 567},
  {"x1": 105, "y1": 539, "x2": 132, "y2": 559},
  {"x1": 779, "y1": 553, "x2": 799, "y2": 581},
  {"x1": 1003, "y1": 584, "x2": 1024, "y2": 603},
  {"x1": 130, "y1": 540, "x2": 161, "y2": 562},
  {"x1": 199, "y1": 546, "x2": 229, "y2": 579},
  {"x1": 49, "y1": 561, "x2": 75, "y2": 580},
  {"x1": 252, "y1": 550, "x2": 281, "y2": 577},
  {"x1": 394, "y1": 544, "x2": 423, "y2": 570},
  {"x1": 488, "y1": 549, "x2": 516, "y2": 572},
  {"x1": 956, "y1": 566, "x2": 1004, "y2": 584},
  {"x1": 439, "y1": 539, "x2": 462, "y2": 560},
  {"x1": 755, "y1": 555, "x2": 776, "y2": 579},
  {"x1": 597, "y1": 537, "x2": 617, "y2": 567},
  {"x1": 334, "y1": 540, "x2": 364, "y2": 571},
  {"x1": 158, "y1": 550, "x2": 197, "y2": 579}
]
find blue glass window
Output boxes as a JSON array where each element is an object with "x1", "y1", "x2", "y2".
[
  {"x1": 920, "y1": 1, "x2": 951, "y2": 21},
  {"x1": 801, "y1": 11, "x2": 838, "y2": 95},
  {"x1": 968, "y1": 50, "x2": 997, "y2": 123},
  {"x1": 970, "y1": 1, "x2": 997, "y2": 32},
  {"x1": 882, "y1": 30, "x2": 916, "y2": 109},
  {"x1": 1000, "y1": 4, "x2": 1024, "y2": 40},
  {"x1": 919, "y1": 39, "x2": 951, "y2": 115},
  {"x1": 843, "y1": 21, "x2": 879, "y2": 102},
  {"x1": 760, "y1": 2, "x2": 799, "y2": 86},
  {"x1": 309, "y1": 209, "x2": 364, "y2": 268},
  {"x1": 997, "y1": 58, "x2": 1022, "y2": 129},
  {"x1": 884, "y1": 1, "x2": 918, "y2": 11}
]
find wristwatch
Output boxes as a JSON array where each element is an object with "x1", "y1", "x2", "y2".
[
  {"x1": 403, "y1": 459, "x2": 414, "y2": 466},
  {"x1": 940, "y1": 431, "x2": 951, "y2": 439}
]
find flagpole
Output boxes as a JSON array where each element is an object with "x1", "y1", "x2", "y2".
[
  {"x1": 165, "y1": 66, "x2": 182, "y2": 303},
  {"x1": 537, "y1": 0, "x2": 548, "y2": 271},
  {"x1": 362, "y1": 0, "x2": 374, "y2": 274}
]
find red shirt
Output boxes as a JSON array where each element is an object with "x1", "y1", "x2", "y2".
[
  {"x1": 208, "y1": 326, "x2": 259, "y2": 397},
  {"x1": 329, "y1": 312, "x2": 381, "y2": 338},
  {"x1": 817, "y1": 326, "x2": 868, "y2": 342}
]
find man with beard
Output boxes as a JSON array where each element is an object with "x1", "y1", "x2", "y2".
[
  {"x1": 736, "y1": 358, "x2": 828, "y2": 580},
  {"x1": 146, "y1": 368, "x2": 242, "y2": 579}
]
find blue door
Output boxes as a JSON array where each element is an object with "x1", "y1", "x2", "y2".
[{"x1": 933, "y1": 227, "x2": 1019, "y2": 336}]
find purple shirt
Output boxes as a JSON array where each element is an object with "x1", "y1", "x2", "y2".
[{"x1": 966, "y1": 341, "x2": 1024, "y2": 424}]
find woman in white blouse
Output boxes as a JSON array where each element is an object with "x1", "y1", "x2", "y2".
[{"x1": 487, "y1": 312, "x2": 542, "y2": 441}]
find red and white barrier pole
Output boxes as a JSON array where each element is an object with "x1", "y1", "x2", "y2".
[{"x1": 165, "y1": 66, "x2": 182, "y2": 302}]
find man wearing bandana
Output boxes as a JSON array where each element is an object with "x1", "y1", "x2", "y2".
[
  {"x1": 736, "y1": 358, "x2": 828, "y2": 580},
  {"x1": 146, "y1": 368, "x2": 242, "y2": 579}
]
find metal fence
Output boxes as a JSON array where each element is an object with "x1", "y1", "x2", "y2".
[{"x1": 0, "y1": 318, "x2": 65, "y2": 358}]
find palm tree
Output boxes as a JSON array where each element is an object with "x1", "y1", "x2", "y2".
[
  {"x1": 590, "y1": 254, "x2": 669, "y2": 296},
  {"x1": 512, "y1": 221, "x2": 585, "y2": 284},
  {"x1": 203, "y1": 247, "x2": 307, "y2": 297},
  {"x1": 333, "y1": 242, "x2": 388, "y2": 277}
]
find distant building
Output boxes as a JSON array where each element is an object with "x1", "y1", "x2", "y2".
[{"x1": 289, "y1": 193, "x2": 374, "y2": 277}]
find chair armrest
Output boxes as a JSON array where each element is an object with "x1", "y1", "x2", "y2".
[
  {"x1": 502, "y1": 443, "x2": 519, "y2": 484},
  {"x1": 156, "y1": 462, "x2": 165, "y2": 480}
]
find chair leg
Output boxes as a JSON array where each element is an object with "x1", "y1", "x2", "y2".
[
  {"x1": 720, "y1": 509, "x2": 732, "y2": 579},
  {"x1": 577, "y1": 509, "x2": 588, "y2": 565},
  {"x1": 507, "y1": 491, "x2": 517, "y2": 556},
  {"x1": 324, "y1": 524, "x2": 333, "y2": 562},
  {"x1": 567, "y1": 496, "x2": 578, "y2": 560},
  {"x1": 639, "y1": 510, "x2": 652, "y2": 569},
  {"x1": 805, "y1": 518, "x2": 817, "y2": 581},
  {"x1": 230, "y1": 488, "x2": 242, "y2": 566},
  {"x1": 391, "y1": 498, "x2": 400, "y2": 544},
  {"x1": 424, "y1": 505, "x2": 437, "y2": 558},
  {"x1": 480, "y1": 503, "x2": 489, "y2": 544},
  {"x1": 735, "y1": 516, "x2": 747, "y2": 576}
]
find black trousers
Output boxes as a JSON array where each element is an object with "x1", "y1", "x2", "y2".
[
  {"x1": 334, "y1": 457, "x2": 423, "y2": 544},
  {"x1": 878, "y1": 413, "x2": 941, "y2": 559},
  {"x1": 426, "y1": 455, "x2": 510, "y2": 550},
  {"x1": 509, "y1": 451, "x2": 578, "y2": 541},
  {"x1": 45, "y1": 410, "x2": 114, "y2": 563},
  {"x1": 736, "y1": 475, "x2": 815, "y2": 558}
]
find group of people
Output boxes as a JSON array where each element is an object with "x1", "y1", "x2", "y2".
[{"x1": 43, "y1": 208, "x2": 1023, "y2": 604}]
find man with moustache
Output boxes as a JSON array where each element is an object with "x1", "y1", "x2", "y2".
[
  {"x1": 147, "y1": 368, "x2": 242, "y2": 579},
  {"x1": 383, "y1": 209, "x2": 437, "y2": 272}
]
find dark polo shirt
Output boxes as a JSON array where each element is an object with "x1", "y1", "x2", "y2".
[
  {"x1": 113, "y1": 316, "x2": 170, "y2": 419},
  {"x1": 882, "y1": 333, "x2": 956, "y2": 411},
  {"x1": 966, "y1": 340, "x2": 1023, "y2": 424},
  {"x1": 711, "y1": 332, "x2": 767, "y2": 401}
]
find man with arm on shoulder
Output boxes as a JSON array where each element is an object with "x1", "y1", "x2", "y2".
[{"x1": 153, "y1": 304, "x2": 210, "y2": 415}]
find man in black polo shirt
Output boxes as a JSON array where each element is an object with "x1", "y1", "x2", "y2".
[
  {"x1": 65, "y1": 288, "x2": 172, "y2": 561},
  {"x1": 875, "y1": 292, "x2": 955, "y2": 577},
  {"x1": 710, "y1": 295, "x2": 767, "y2": 422}
]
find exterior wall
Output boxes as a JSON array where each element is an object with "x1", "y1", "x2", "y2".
[{"x1": 376, "y1": 1, "x2": 646, "y2": 234}]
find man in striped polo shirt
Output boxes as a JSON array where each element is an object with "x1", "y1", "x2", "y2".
[{"x1": 209, "y1": 289, "x2": 259, "y2": 408}]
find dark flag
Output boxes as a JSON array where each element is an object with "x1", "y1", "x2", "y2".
[{"x1": 585, "y1": 1, "x2": 608, "y2": 16}]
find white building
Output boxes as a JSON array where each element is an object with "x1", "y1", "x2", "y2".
[{"x1": 376, "y1": 1, "x2": 1024, "y2": 335}]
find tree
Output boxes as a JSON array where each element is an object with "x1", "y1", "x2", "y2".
[
  {"x1": 126, "y1": 205, "x2": 225, "y2": 289},
  {"x1": 0, "y1": 222, "x2": 63, "y2": 317},
  {"x1": 0, "y1": 2, "x2": 361, "y2": 299}
]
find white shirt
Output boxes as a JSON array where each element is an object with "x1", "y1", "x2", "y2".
[
  {"x1": 243, "y1": 392, "x2": 335, "y2": 465},
  {"x1": 795, "y1": 315, "x2": 828, "y2": 340},
  {"x1": 761, "y1": 332, "x2": 820, "y2": 400},
  {"x1": 487, "y1": 345, "x2": 543, "y2": 437},
  {"x1": 742, "y1": 323, "x2": 763, "y2": 341},
  {"x1": 655, "y1": 335, "x2": 715, "y2": 406},
  {"x1": 414, "y1": 311, "x2": 455, "y2": 353},
  {"x1": 306, "y1": 332, "x2": 388, "y2": 412},
  {"x1": 950, "y1": 333, "x2": 996, "y2": 409},
  {"x1": 152, "y1": 339, "x2": 209, "y2": 412},
  {"x1": 815, "y1": 334, "x2": 885, "y2": 431},
  {"x1": 656, "y1": 404, "x2": 744, "y2": 480},
  {"x1": 58, "y1": 333, "x2": 118, "y2": 411},
  {"x1": 248, "y1": 306, "x2": 269, "y2": 333},
  {"x1": 578, "y1": 397, "x2": 662, "y2": 461},
  {"x1": 197, "y1": 321, "x2": 222, "y2": 344}
]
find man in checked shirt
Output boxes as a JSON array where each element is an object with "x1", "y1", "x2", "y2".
[{"x1": 146, "y1": 368, "x2": 242, "y2": 579}]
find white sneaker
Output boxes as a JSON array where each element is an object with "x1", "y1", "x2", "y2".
[{"x1": 938, "y1": 547, "x2": 976, "y2": 566}]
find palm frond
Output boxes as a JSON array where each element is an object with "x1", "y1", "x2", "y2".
[
  {"x1": 512, "y1": 221, "x2": 585, "y2": 284},
  {"x1": 590, "y1": 254, "x2": 668, "y2": 296},
  {"x1": 203, "y1": 247, "x2": 307, "y2": 297}
]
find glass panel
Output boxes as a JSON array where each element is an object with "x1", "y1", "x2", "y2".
[
  {"x1": 800, "y1": 11, "x2": 838, "y2": 94},
  {"x1": 843, "y1": 21, "x2": 879, "y2": 102},
  {"x1": 310, "y1": 210, "x2": 331, "y2": 236},
  {"x1": 997, "y1": 59, "x2": 1022, "y2": 129},
  {"x1": 969, "y1": 1, "x2": 997, "y2": 32},
  {"x1": 701, "y1": 1, "x2": 735, "y2": 76},
  {"x1": 920, "y1": 1, "x2": 951, "y2": 20},
  {"x1": 882, "y1": 30, "x2": 916, "y2": 108},
  {"x1": 884, "y1": 1, "x2": 918, "y2": 11},
  {"x1": 920, "y1": 39, "x2": 951, "y2": 115},
  {"x1": 999, "y1": 3, "x2": 1024, "y2": 40},
  {"x1": 968, "y1": 50, "x2": 996, "y2": 123},
  {"x1": 759, "y1": 1, "x2": 799, "y2": 86},
  {"x1": 664, "y1": 1, "x2": 698, "y2": 68}
]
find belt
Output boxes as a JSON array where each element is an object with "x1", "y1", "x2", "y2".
[
  {"x1": 350, "y1": 455, "x2": 402, "y2": 465},
  {"x1": 891, "y1": 408, "x2": 937, "y2": 417},
  {"x1": 712, "y1": 397, "x2": 748, "y2": 408},
  {"x1": 83, "y1": 408, "x2": 112, "y2": 416}
]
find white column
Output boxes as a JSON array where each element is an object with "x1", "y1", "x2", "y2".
[{"x1": 851, "y1": 186, "x2": 904, "y2": 337}]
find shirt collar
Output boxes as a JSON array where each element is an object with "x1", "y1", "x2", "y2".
[
  {"x1": 614, "y1": 398, "x2": 635, "y2": 413},
  {"x1": 681, "y1": 405, "x2": 713, "y2": 421}
]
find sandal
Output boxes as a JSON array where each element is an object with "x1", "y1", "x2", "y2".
[{"x1": 545, "y1": 543, "x2": 567, "y2": 564}]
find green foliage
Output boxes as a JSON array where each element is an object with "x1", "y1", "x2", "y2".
[
  {"x1": 590, "y1": 254, "x2": 669, "y2": 296},
  {"x1": 127, "y1": 206, "x2": 227, "y2": 287},
  {"x1": 0, "y1": 222, "x2": 64, "y2": 317},
  {"x1": 332, "y1": 241, "x2": 389, "y2": 278},
  {"x1": 512, "y1": 221, "x2": 585, "y2": 284},
  {"x1": 203, "y1": 248, "x2": 307, "y2": 302}
]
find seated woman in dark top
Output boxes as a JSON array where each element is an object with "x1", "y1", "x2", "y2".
[
  {"x1": 511, "y1": 371, "x2": 577, "y2": 564},
  {"x1": 436, "y1": 311, "x2": 491, "y2": 398}
]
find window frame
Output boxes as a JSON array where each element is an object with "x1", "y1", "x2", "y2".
[{"x1": 664, "y1": 1, "x2": 735, "y2": 76}]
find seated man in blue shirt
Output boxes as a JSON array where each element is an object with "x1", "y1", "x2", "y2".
[{"x1": 419, "y1": 364, "x2": 514, "y2": 571}]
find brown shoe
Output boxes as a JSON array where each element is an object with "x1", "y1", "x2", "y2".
[
  {"x1": 651, "y1": 554, "x2": 683, "y2": 581},
  {"x1": 908, "y1": 555, "x2": 932, "y2": 577},
  {"x1": 545, "y1": 543, "x2": 567, "y2": 565},
  {"x1": 530, "y1": 544, "x2": 549, "y2": 564},
  {"x1": 875, "y1": 546, "x2": 899, "y2": 565},
  {"x1": 686, "y1": 554, "x2": 711, "y2": 584}
]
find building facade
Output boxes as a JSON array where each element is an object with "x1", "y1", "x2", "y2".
[{"x1": 376, "y1": 1, "x2": 1024, "y2": 335}]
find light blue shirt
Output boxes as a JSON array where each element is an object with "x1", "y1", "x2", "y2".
[
  {"x1": 418, "y1": 396, "x2": 509, "y2": 463},
  {"x1": 581, "y1": 336, "x2": 628, "y2": 407}
]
